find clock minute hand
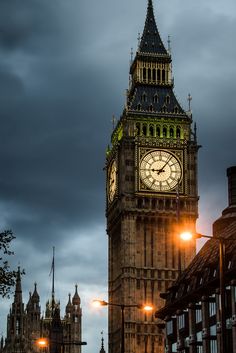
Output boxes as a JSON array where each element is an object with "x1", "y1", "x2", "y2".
[{"x1": 159, "y1": 156, "x2": 172, "y2": 172}]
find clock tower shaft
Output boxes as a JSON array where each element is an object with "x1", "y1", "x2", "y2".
[{"x1": 106, "y1": 2, "x2": 199, "y2": 353}]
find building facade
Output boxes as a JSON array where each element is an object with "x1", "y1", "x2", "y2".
[
  {"x1": 106, "y1": 1, "x2": 199, "y2": 353},
  {"x1": 1, "y1": 269, "x2": 83, "y2": 353},
  {"x1": 156, "y1": 166, "x2": 236, "y2": 353}
]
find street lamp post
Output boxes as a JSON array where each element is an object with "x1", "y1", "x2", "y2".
[
  {"x1": 179, "y1": 232, "x2": 235, "y2": 353},
  {"x1": 93, "y1": 300, "x2": 153, "y2": 353}
]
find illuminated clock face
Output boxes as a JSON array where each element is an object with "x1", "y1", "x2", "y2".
[
  {"x1": 108, "y1": 160, "x2": 117, "y2": 202},
  {"x1": 140, "y1": 150, "x2": 182, "y2": 191}
]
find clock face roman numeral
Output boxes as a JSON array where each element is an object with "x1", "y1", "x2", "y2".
[{"x1": 139, "y1": 150, "x2": 182, "y2": 192}]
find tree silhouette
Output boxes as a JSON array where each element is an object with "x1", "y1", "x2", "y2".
[{"x1": 0, "y1": 230, "x2": 18, "y2": 297}]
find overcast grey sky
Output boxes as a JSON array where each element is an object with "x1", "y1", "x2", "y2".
[{"x1": 1, "y1": 0, "x2": 236, "y2": 352}]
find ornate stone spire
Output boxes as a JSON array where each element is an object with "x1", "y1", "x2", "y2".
[
  {"x1": 14, "y1": 267, "x2": 22, "y2": 304},
  {"x1": 66, "y1": 293, "x2": 73, "y2": 313},
  {"x1": 72, "y1": 284, "x2": 80, "y2": 305},
  {"x1": 99, "y1": 332, "x2": 106, "y2": 353},
  {"x1": 32, "y1": 282, "x2": 39, "y2": 301},
  {"x1": 139, "y1": 0, "x2": 167, "y2": 55}
]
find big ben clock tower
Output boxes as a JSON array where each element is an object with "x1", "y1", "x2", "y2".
[{"x1": 106, "y1": 1, "x2": 199, "y2": 353}]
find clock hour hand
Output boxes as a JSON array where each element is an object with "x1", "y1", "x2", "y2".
[{"x1": 140, "y1": 168, "x2": 165, "y2": 174}]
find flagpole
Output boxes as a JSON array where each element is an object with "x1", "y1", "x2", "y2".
[{"x1": 52, "y1": 246, "x2": 55, "y2": 314}]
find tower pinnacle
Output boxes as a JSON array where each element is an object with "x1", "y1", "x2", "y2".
[
  {"x1": 139, "y1": 0, "x2": 167, "y2": 55},
  {"x1": 14, "y1": 267, "x2": 22, "y2": 304}
]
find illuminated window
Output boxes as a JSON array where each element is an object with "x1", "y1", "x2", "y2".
[
  {"x1": 210, "y1": 339, "x2": 217, "y2": 353},
  {"x1": 196, "y1": 308, "x2": 202, "y2": 323},
  {"x1": 196, "y1": 330, "x2": 203, "y2": 342},
  {"x1": 166, "y1": 320, "x2": 173, "y2": 335},
  {"x1": 209, "y1": 302, "x2": 216, "y2": 317},
  {"x1": 210, "y1": 325, "x2": 216, "y2": 336},
  {"x1": 177, "y1": 313, "x2": 185, "y2": 329}
]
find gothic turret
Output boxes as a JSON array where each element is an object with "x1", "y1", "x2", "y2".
[
  {"x1": 13, "y1": 267, "x2": 23, "y2": 305},
  {"x1": 26, "y1": 283, "x2": 41, "y2": 343},
  {"x1": 72, "y1": 284, "x2": 80, "y2": 306},
  {"x1": 65, "y1": 293, "x2": 73, "y2": 316}
]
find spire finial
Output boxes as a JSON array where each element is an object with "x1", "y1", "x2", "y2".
[
  {"x1": 168, "y1": 35, "x2": 171, "y2": 54},
  {"x1": 14, "y1": 266, "x2": 22, "y2": 303},
  {"x1": 130, "y1": 47, "x2": 134, "y2": 64},
  {"x1": 100, "y1": 331, "x2": 106, "y2": 353},
  {"x1": 188, "y1": 93, "x2": 192, "y2": 111},
  {"x1": 137, "y1": 33, "x2": 141, "y2": 48},
  {"x1": 111, "y1": 115, "x2": 116, "y2": 130}
]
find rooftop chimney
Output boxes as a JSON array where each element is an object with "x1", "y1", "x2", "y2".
[
  {"x1": 213, "y1": 166, "x2": 236, "y2": 236},
  {"x1": 227, "y1": 166, "x2": 236, "y2": 206}
]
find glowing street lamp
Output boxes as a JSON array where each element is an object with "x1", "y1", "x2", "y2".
[
  {"x1": 93, "y1": 300, "x2": 153, "y2": 353},
  {"x1": 36, "y1": 338, "x2": 49, "y2": 349}
]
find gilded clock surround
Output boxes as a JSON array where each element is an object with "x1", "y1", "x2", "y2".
[
  {"x1": 139, "y1": 149, "x2": 182, "y2": 192},
  {"x1": 107, "y1": 159, "x2": 117, "y2": 203}
]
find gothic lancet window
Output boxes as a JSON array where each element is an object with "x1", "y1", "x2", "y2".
[
  {"x1": 143, "y1": 68, "x2": 147, "y2": 81},
  {"x1": 142, "y1": 124, "x2": 147, "y2": 136},
  {"x1": 162, "y1": 69, "x2": 166, "y2": 82},
  {"x1": 149, "y1": 125, "x2": 154, "y2": 136},
  {"x1": 142, "y1": 93, "x2": 147, "y2": 102},
  {"x1": 153, "y1": 94, "x2": 158, "y2": 103},
  {"x1": 136, "y1": 122, "x2": 140, "y2": 135},
  {"x1": 153, "y1": 69, "x2": 156, "y2": 82},
  {"x1": 177, "y1": 127, "x2": 181, "y2": 138}
]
